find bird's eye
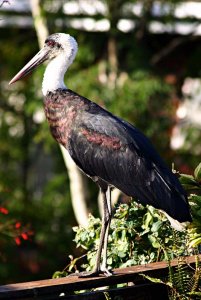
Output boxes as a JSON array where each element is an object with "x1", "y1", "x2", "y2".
[{"x1": 46, "y1": 40, "x2": 55, "y2": 47}]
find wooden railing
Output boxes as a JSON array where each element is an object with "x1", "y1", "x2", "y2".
[{"x1": 0, "y1": 255, "x2": 198, "y2": 300}]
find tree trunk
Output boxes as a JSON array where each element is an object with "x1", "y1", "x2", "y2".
[
  {"x1": 30, "y1": 0, "x2": 89, "y2": 227},
  {"x1": 107, "y1": 36, "x2": 118, "y2": 89}
]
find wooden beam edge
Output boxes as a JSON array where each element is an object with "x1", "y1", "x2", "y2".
[{"x1": 0, "y1": 254, "x2": 199, "y2": 298}]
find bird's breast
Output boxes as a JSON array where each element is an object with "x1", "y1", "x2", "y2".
[{"x1": 44, "y1": 102, "x2": 76, "y2": 147}]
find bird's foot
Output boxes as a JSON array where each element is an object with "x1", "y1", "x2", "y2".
[
  {"x1": 78, "y1": 270, "x2": 101, "y2": 278},
  {"x1": 79, "y1": 269, "x2": 113, "y2": 278},
  {"x1": 100, "y1": 266, "x2": 113, "y2": 277},
  {"x1": 68, "y1": 268, "x2": 113, "y2": 278}
]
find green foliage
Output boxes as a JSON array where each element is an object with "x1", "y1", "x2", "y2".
[
  {"x1": 142, "y1": 256, "x2": 201, "y2": 300},
  {"x1": 179, "y1": 165, "x2": 201, "y2": 250},
  {"x1": 71, "y1": 201, "x2": 187, "y2": 273},
  {"x1": 69, "y1": 163, "x2": 201, "y2": 272},
  {"x1": 142, "y1": 163, "x2": 201, "y2": 299},
  {"x1": 54, "y1": 163, "x2": 201, "y2": 299},
  {"x1": 194, "y1": 163, "x2": 201, "y2": 182}
]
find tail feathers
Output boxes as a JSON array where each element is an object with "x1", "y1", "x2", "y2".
[
  {"x1": 161, "y1": 210, "x2": 190, "y2": 231},
  {"x1": 151, "y1": 168, "x2": 192, "y2": 224}
]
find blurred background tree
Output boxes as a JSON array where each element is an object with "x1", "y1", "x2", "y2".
[{"x1": 0, "y1": 0, "x2": 200, "y2": 284}]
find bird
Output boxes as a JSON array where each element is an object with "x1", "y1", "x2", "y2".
[{"x1": 9, "y1": 33, "x2": 192, "y2": 277}]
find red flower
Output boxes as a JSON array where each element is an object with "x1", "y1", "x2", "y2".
[
  {"x1": 15, "y1": 237, "x2": 21, "y2": 245},
  {"x1": 0, "y1": 207, "x2": 9, "y2": 214},
  {"x1": 15, "y1": 222, "x2": 21, "y2": 229},
  {"x1": 21, "y1": 233, "x2": 28, "y2": 240}
]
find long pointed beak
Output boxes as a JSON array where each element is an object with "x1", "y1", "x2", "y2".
[{"x1": 9, "y1": 47, "x2": 50, "y2": 85}]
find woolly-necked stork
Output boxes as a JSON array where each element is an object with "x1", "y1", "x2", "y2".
[{"x1": 10, "y1": 33, "x2": 191, "y2": 277}]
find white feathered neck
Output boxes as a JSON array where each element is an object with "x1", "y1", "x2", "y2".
[
  {"x1": 42, "y1": 34, "x2": 78, "y2": 96},
  {"x1": 42, "y1": 54, "x2": 68, "y2": 96}
]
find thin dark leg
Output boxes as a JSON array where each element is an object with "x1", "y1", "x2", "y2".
[
  {"x1": 101, "y1": 187, "x2": 112, "y2": 275},
  {"x1": 78, "y1": 185, "x2": 111, "y2": 277}
]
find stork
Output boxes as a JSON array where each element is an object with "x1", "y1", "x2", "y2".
[{"x1": 9, "y1": 33, "x2": 192, "y2": 277}]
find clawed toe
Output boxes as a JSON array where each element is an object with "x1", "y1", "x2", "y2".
[
  {"x1": 78, "y1": 270, "x2": 100, "y2": 278},
  {"x1": 101, "y1": 268, "x2": 113, "y2": 277},
  {"x1": 79, "y1": 268, "x2": 113, "y2": 278},
  {"x1": 68, "y1": 269, "x2": 113, "y2": 278},
  {"x1": 67, "y1": 272, "x2": 80, "y2": 277}
]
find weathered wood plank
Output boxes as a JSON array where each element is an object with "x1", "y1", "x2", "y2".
[{"x1": 0, "y1": 255, "x2": 198, "y2": 299}]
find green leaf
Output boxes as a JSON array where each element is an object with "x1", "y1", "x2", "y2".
[
  {"x1": 118, "y1": 251, "x2": 127, "y2": 258},
  {"x1": 189, "y1": 194, "x2": 201, "y2": 204},
  {"x1": 189, "y1": 236, "x2": 201, "y2": 248},
  {"x1": 142, "y1": 212, "x2": 153, "y2": 229},
  {"x1": 140, "y1": 274, "x2": 166, "y2": 284},
  {"x1": 179, "y1": 174, "x2": 198, "y2": 189},
  {"x1": 52, "y1": 271, "x2": 67, "y2": 279},
  {"x1": 107, "y1": 257, "x2": 113, "y2": 265},
  {"x1": 194, "y1": 163, "x2": 201, "y2": 181},
  {"x1": 189, "y1": 291, "x2": 201, "y2": 296},
  {"x1": 148, "y1": 235, "x2": 160, "y2": 248},
  {"x1": 151, "y1": 221, "x2": 162, "y2": 232}
]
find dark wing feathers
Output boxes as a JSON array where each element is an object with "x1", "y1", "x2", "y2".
[{"x1": 68, "y1": 103, "x2": 191, "y2": 223}]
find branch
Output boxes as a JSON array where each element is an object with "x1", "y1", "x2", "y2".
[
  {"x1": 30, "y1": 0, "x2": 89, "y2": 227},
  {"x1": 151, "y1": 23, "x2": 200, "y2": 65},
  {"x1": 30, "y1": 0, "x2": 49, "y2": 48},
  {"x1": 60, "y1": 146, "x2": 89, "y2": 227}
]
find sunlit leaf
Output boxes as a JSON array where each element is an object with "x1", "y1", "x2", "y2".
[
  {"x1": 189, "y1": 236, "x2": 201, "y2": 248},
  {"x1": 194, "y1": 163, "x2": 201, "y2": 182},
  {"x1": 179, "y1": 174, "x2": 198, "y2": 189}
]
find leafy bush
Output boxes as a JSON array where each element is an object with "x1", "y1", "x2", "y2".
[
  {"x1": 73, "y1": 203, "x2": 187, "y2": 273},
  {"x1": 54, "y1": 163, "x2": 201, "y2": 278},
  {"x1": 181, "y1": 163, "x2": 201, "y2": 249},
  {"x1": 142, "y1": 256, "x2": 201, "y2": 300}
]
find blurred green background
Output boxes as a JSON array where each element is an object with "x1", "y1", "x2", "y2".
[{"x1": 0, "y1": 0, "x2": 201, "y2": 284}]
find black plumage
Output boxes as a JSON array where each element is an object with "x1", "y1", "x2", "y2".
[{"x1": 45, "y1": 89, "x2": 191, "y2": 224}]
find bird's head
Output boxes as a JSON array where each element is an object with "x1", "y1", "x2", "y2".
[{"x1": 9, "y1": 33, "x2": 78, "y2": 85}]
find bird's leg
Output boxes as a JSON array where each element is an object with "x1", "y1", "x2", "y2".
[
  {"x1": 79, "y1": 184, "x2": 111, "y2": 277},
  {"x1": 101, "y1": 187, "x2": 113, "y2": 276}
]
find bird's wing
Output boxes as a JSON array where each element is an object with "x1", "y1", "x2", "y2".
[{"x1": 68, "y1": 106, "x2": 190, "y2": 222}]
